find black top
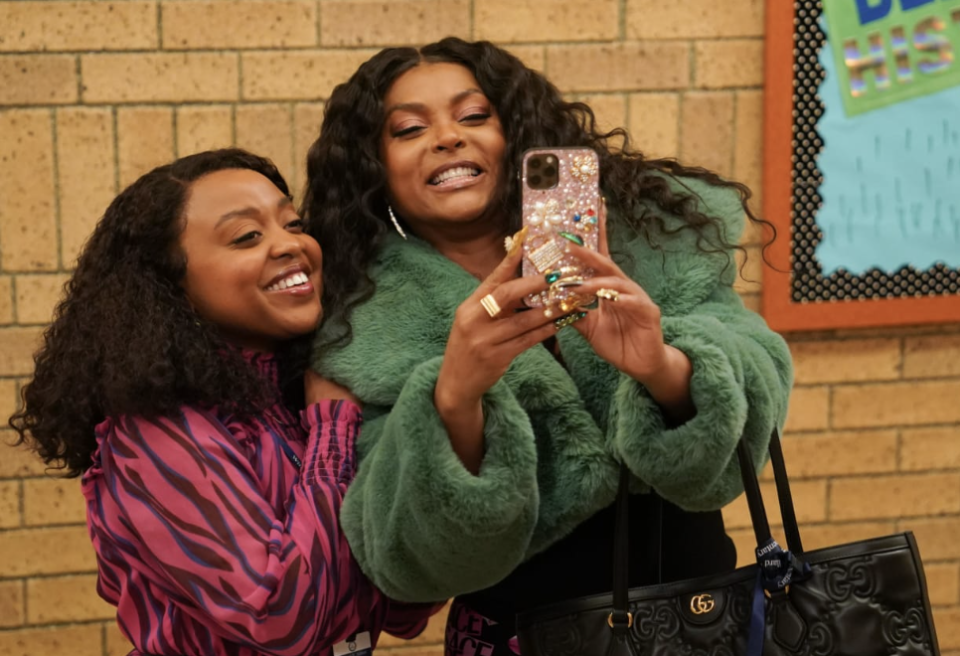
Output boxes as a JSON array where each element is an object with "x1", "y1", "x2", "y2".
[{"x1": 458, "y1": 493, "x2": 737, "y2": 623}]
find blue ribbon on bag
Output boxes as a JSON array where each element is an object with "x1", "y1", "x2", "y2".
[{"x1": 746, "y1": 538, "x2": 811, "y2": 656}]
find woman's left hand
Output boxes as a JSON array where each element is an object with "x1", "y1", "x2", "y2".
[
  {"x1": 564, "y1": 207, "x2": 696, "y2": 420},
  {"x1": 565, "y1": 244, "x2": 670, "y2": 386}
]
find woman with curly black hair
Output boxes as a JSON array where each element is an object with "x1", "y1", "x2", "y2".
[
  {"x1": 303, "y1": 38, "x2": 793, "y2": 651},
  {"x1": 8, "y1": 149, "x2": 438, "y2": 656}
]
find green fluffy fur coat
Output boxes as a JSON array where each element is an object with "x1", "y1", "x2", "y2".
[{"x1": 311, "y1": 176, "x2": 794, "y2": 602}]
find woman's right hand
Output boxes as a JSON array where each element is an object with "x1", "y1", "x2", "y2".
[{"x1": 433, "y1": 236, "x2": 557, "y2": 472}]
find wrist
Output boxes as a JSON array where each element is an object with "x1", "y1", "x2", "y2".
[
  {"x1": 636, "y1": 345, "x2": 695, "y2": 421},
  {"x1": 434, "y1": 377, "x2": 483, "y2": 421}
]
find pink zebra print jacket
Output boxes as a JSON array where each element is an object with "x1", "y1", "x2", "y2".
[{"x1": 81, "y1": 352, "x2": 438, "y2": 656}]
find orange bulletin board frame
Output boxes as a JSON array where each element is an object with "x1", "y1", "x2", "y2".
[{"x1": 761, "y1": 0, "x2": 960, "y2": 332}]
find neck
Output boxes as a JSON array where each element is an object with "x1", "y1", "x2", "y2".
[{"x1": 413, "y1": 216, "x2": 509, "y2": 280}]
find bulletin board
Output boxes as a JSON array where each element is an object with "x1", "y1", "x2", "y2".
[{"x1": 762, "y1": 0, "x2": 960, "y2": 332}]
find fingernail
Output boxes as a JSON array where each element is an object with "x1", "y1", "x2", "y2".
[
  {"x1": 558, "y1": 231, "x2": 584, "y2": 246},
  {"x1": 507, "y1": 226, "x2": 528, "y2": 257}
]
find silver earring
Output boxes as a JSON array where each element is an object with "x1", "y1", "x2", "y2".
[{"x1": 387, "y1": 205, "x2": 408, "y2": 240}]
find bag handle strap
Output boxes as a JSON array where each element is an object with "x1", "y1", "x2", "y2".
[{"x1": 609, "y1": 427, "x2": 802, "y2": 627}]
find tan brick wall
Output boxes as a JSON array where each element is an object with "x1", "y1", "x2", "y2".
[{"x1": 0, "y1": 0, "x2": 957, "y2": 653}]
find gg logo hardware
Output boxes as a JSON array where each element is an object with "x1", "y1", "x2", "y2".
[{"x1": 690, "y1": 593, "x2": 716, "y2": 615}]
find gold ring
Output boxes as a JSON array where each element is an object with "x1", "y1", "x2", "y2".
[
  {"x1": 597, "y1": 288, "x2": 620, "y2": 302},
  {"x1": 480, "y1": 294, "x2": 502, "y2": 318}
]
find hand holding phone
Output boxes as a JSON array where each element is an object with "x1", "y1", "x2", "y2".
[{"x1": 520, "y1": 147, "x2": 601, "y2": 313}]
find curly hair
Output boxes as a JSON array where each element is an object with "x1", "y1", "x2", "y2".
[
  {"x1": 303, "y1": 36, "x2": 771, "y2": 344},
  {"x1": 8, "y1": 149, "x2": 307, "y2": 477}
]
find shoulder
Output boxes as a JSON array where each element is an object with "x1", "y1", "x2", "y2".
[{"x1": 94, "y1": 405, "x2": 248, "y2": 455}]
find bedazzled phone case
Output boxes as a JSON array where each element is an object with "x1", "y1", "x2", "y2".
[{"x1": 521, "y1": 147, "x2": 601, "y2": 311}]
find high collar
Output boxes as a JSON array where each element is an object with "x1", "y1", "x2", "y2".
[{"x1": 238, "y1": 349, "x2": 280, "y2": 387}]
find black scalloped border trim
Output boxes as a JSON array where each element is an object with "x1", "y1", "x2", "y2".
[{"x1": 791, "y1": 0, "x2": 960, "y2": 302}]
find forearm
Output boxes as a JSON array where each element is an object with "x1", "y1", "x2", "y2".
[
  {"x1": 434, "y1": 386, "x2": 484, "y2": 474},
  {"x1": 637, "y1": 344, "x2": 696, "y2": 424},
  {"x1": 339, "y1": 357, "x2": 540, "y2": 601}
]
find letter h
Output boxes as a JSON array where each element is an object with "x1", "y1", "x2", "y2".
[{"x1": 844, "y1": 33, "x2": 891, "y2": 96}]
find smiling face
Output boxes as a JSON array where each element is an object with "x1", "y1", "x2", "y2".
[
  {"x1": 380, "y1": 62, "x2": 507, "y2": 235},
  {"x1": 179, "y1": 168, "x2": 324, "y2": 352}
]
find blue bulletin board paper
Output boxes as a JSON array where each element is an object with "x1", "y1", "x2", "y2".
[{"x1": 815, "y1": 19, "x2": 960, "y2": 275}]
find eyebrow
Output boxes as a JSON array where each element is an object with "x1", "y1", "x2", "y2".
[
  {"x1": 215, "y1": 195, "x2": 294, "y2": 228},
  {"x1": 384, "y1": 88, "x2": 485, "y2": 118}
]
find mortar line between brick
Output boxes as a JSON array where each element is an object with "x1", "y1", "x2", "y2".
[
  {"x1": 897, "y1": 335, "x2": 905, "y2": 379},
  {"x1": 20, "y1": 562, "x2": 31, "y2": 624},
  {"x1": 171, "y1": 104, "x2": 179, "y2": 159},
  {"x1": 16, "y1": 479, "x2": 24, "y2": 531},
  {"x1": 49, "y1": 107, "x2": 65, "y2": 273},
  {"x1": 230, "y1": 103, "x2": 238, "y2": 147},
  {"x1": 617, "y1": 0, "x2": 627, "y2": 41},
  {"x1": 237, "y1": 51, "x2": 245, "y2": 104},
  {"x1": 469, "y1": 0, "x2": 476, "y2": 41},
  {"x1": 4, "y1": 275, "x2": 14, "y2": 323},
  {"x1": 730, "y1": 91, "x2": 739, "y2": 183},
  {"x1": 287, "y1": 102, "x2": 297, "y2": 194},
  {"x1": 0, "y1": 35, "x2": 766, "y2": 57},
  {"x1": 156, "y1": 0, "x2": 164, "y2": 51},
  {"x1": 111, "y1": 106, "x2": 120, "y2": 195},
  {"x1": 315, "y1": 0, "x2": 322, "y2": 47}
]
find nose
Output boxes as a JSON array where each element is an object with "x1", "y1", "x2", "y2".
[
  {"x1": 268, "y1": 225, "x2": 304, "y2": 259},
  {"x1": 433, "y1": 122, "x2": 464, "y2": 152}
]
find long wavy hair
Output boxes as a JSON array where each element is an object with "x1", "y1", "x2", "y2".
[
  {"x1": 303, "y1": 37, "x2": 771, "y2": 344},
  {"x1": 8, "y1": 149, "x2": 307, "y2": 477}
]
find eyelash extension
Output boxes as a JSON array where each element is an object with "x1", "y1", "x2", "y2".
[
  {"x1": 393, "y1": 125, "x2": 424, "y2": 137},
  {"x1": 232, "y1": 231, "x2": 261, "y2": 245}
]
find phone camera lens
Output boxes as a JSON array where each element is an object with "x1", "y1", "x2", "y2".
[
  {"x1": 529, "y1": 174, "x2": 542, "y2": 187},
  {"x1": 544, "y1": 166, "x2": 556, "y2": 177},
  {"x1": 528, "y1": 158, "x2": 542, "y2": 169}
]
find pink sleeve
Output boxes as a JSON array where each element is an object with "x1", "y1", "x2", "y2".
[{"x1": 90, "y1": 400, "x2": 381, "y2": 655}]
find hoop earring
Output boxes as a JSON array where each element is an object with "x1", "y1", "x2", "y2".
[{"x1": 387, "y1": 205, "x2": 408, "y2": 240}]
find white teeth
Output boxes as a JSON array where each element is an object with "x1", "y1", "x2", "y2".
[
  {"x1": 267, "y1": 271, "x2": 309, "y2": 292},
  {"x1": 431, "y1": 166, "x2": 480, "y2": 185}
]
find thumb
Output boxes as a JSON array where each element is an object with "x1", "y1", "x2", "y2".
[{"x1": 476, "y1": 226, "x2": 528, "y2": 293}]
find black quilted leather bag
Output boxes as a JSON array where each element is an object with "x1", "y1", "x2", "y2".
[{"x1": 516, "y1": 430, "x2": 941, "y2": 656}]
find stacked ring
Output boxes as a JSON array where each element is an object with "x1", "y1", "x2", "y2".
[
  {"x1": 480, "y1": 294, "x2": 502, "y2": 318},
  {"x1": 554, "y1": 311, "x2": 587, "y2": 330},
  {"x1": 596, "y1": 288, "x2": 620, "y2": 302}
]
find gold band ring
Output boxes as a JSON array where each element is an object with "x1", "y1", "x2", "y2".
[
  {"x1": 596, "y1": 288, "x2": 620, "y2": 302},
  {"x1": 480, "y1": 294, "x2": 502, "y2": 318}
]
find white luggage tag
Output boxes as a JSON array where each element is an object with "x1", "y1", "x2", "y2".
[{"x1": 333, "y1": 631, "x2": 372, "y2": 656}]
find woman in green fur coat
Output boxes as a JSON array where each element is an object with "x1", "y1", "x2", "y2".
[{"x1": 302, "y1": 37, "x2": 793, "y2": 653}]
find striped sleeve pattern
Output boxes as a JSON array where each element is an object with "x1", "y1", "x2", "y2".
[{"x1": 83, "y1": 399, "x2": 437, "y2": 656}]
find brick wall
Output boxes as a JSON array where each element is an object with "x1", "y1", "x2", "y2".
[{"x1": 0, "y1": 0, "x2": 957, "y2": 653}]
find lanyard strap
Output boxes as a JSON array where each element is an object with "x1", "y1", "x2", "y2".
[{"x1": 277, "y1": 436, "x2": 303, "y2": 470}]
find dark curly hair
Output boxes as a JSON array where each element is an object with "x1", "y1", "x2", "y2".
[
  {"x1": 303, "y1": 36, "x2": 772, "y2": 344},
  {"x1": 8, "y1": 148, "x2": 308, "y2": 477}
]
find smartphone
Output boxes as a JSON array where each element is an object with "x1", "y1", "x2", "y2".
[{"x1": 520, "y1": 147, "x2": 601, "y2": 311}]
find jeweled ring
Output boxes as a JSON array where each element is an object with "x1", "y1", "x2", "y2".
[
  {"x1": 554, "y1": 311, "x2": 587, "y2": 330},
  {"x1": 480, "y1": 294, "x2": 502, "y2": 318},
  {"x1": 597, "y1": 288, "x2": 620, "y2": 302}
]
